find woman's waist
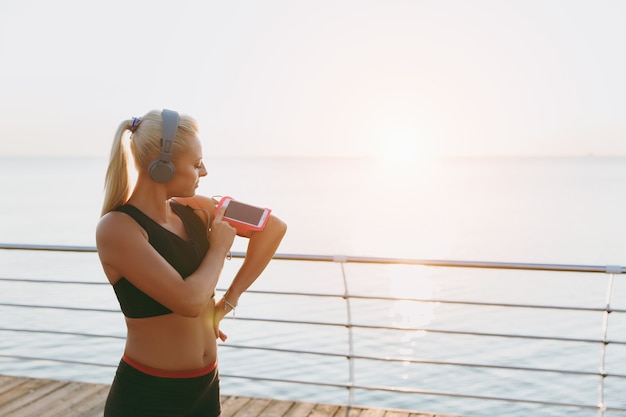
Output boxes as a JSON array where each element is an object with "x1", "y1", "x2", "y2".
[
  {"x1": 122, "y1": 340, "x2": 218, "y2": 374},
  {"x1": 121, "y1": 353, "x2": 217, "y2": 378}
]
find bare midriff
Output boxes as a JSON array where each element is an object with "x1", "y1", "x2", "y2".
[{"x1": 122, "y1": 302, "x2": 217, "y2": 372}]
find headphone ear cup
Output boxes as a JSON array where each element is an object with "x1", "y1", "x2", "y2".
[{"x1": 149, "y1": 159, "x2": 175, "y2": 183}]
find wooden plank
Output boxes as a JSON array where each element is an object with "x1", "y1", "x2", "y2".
[
  {"x1": 283, "y1": 400, "x2": 317, "y2": 417},
  {"x1": 1, "y1": 379, "x2": 68, "y2": 416},
  {"x1": 384, "y1": 411, "x2": 410, "y2": 417},
  {"x1": 333, "y1": 405, "x2": 363, "y2": 417},
  {"x1": 0, "y1": 377, "x2": 47, "y2": 407},
  {"x1": 40, "y1": 381, "x2": 99, "y2": 417},
  {"x1": 262, "y1": 399, "x2": 297, "y2": 417},
  {"x1": 62, "y1": 385, "x2": 108, "y2": 417},
  {"x1": 7, "y1": 380, "x2": 86, "y2": 417},
  {"x1": 231, "y1": 397, "x2": 272, "y2": 417},
  {"x1": 76, "y1": 386, "x2": 108, "y2": 417},
  {"x1": 221, "y1": 395, "x2": 254, "y2": 417},
  {"x1": 359, "y1": 407, "x2": 386, "y2": 417},
  {"x1": 310, "y1": 402, "x2": 342, "y2": 417},
  {"x1": 49, "y1": 383, "x2": 109, "y2": 417},
  {"x1": 0, "y1": 375, "x2": 29, "y2": 396}
]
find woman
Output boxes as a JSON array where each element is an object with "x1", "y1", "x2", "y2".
[{"x1": 96, "y1": 109, "x2": 287, "y2": 417}]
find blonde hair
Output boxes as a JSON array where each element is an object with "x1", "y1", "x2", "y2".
[{"x1": 101, "y1": 110, "x2": 199, "y2": 215}]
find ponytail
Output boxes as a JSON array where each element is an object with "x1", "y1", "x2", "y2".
[{"x1": 101, "y1": 120, "x2": 132, "y2": 216}]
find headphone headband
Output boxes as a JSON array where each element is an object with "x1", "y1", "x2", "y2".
[
  {"x1": 159, "y1": 109, "x2": 180, "y2": 162},
  {"x1": 148, "y1": 109, "x2": 180, "y2": 183}
]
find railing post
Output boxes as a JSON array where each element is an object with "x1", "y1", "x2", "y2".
[
  {"x1": 334, "y1": 255, "x2": 354, "y2": 416},
  {"x1": 598, "y1": 266, "x2": 619, "y2": 417}
]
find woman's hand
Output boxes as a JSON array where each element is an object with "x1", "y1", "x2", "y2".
[
  {"x1": 208, "y1": 206, "x2": 236, "y2": 255},
  {"x1": 213, "y1": 297, "x2": 228, "y2": 342}
]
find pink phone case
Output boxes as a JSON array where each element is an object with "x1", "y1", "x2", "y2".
[{"x1": 216, "y1": 196, "x2": 271, "y2": 237}]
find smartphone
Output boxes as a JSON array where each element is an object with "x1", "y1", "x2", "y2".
[{"x1": 216, "y1": 196, "x2": 271, "y2": 237}]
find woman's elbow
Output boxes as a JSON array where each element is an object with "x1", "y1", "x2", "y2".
[
  {"x1": 169, "y1": 301, "x2": 200, "y2": 318},
  {"x1": 175, "y1": 302, "x2": 206, "y2": 318},
  {"x1": 270, "y1": 216, "x2": 287, "y2": 239},
  {"x1": 172, "y1": 290, "x2": 210, "y2": 318}
]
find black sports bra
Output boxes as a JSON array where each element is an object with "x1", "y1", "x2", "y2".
[{"x1": 112, "y1": 202, "x2": 210, "y2": 318}]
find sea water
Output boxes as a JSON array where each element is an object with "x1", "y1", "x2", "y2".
[{"x1": 1, "y1": 155, "x2": 626, "y2": 417}]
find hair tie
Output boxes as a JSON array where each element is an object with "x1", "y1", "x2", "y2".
[{"x1": 130, "y1": 117, "x2": 142, "y2": 133}]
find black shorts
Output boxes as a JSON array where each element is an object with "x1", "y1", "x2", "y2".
[{"x1": 104, "y1": 357, "x2": 221, "y2": 417}]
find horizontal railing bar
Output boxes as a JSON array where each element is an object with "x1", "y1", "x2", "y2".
[
  {"x1": 354, "y1": 324, "x2": 600, "y2": 343},
  {"x1": 4, "y1": 303, "x2": 626, "y2": 346},
  {"x1": 0, "y1": 243, "x2": 98, "y2": 253},
  {"x1": 351, "y1": 383, "x2": 626, "y2": 412},
  {"x1": 4, "y1": 278, "x2": 622, "y2": 313},
  {"x1": 2, "y1": 329, "x2": 623, "y2": 379},
  {"x1": 217, "y1": 374, "x2": 616, "y2": 412},
  {"x1": 282, "y1": 255, "x2": 618, "y2": 274},
  {"x1": 227, "y1": 316, "x2": 626, "y2": 345},
  {"x1": 244, "y1": 289, "x2": 619, "y2": 313},
  {"x1": 222, "y1": 343, "x2": 624, "y2": 378},
  {"x1": 351, "y1": 356, "x2": 605, "y2": 377},
  {"x1": 0, "y1": 277, "x2": 108, "y2": 285},
  {"x1": 0, "y1": 243, "x2": 622, "y2": 274},
  {"x1": 213, "y1": 373, "x2": 351, "y2": 390},
  {"x1": 0, "y1": 354, "x2": 117, "y2": 368},
  {"x1": 0, "y1": 327, "x2": 125, "y2": 339},
  {"x1": 2, "y1": 353, "x2": 625, "y2": 412},
  {"x1": 0, "y1": 303, "x2": 119, "y2": 313}
]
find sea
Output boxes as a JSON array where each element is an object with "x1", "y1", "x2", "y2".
[{"x1": 1, "y1": 155, "x2": 626, "y2": 417}]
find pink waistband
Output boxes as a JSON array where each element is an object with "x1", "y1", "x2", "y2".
[{"x1": 122, "y1": 354, "x2": 218, "y2": 378}]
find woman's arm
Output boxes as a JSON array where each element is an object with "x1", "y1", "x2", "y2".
[
  {"x1": 219, "y1": 214, "x2": 287, "y2": 311},
  {"x1": 178, "y1": 195, "x2": 287, "y2": 309},
  {"x1": 177, "y1": 195, "x2": 286, "y2": 325},
  {"x1": 96, "y1": 206, "x2": 236, "y2": 318}
]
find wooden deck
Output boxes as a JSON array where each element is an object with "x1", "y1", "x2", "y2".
[{"x1": 0, "y1": 374, "x2": 457, "y2": 417}]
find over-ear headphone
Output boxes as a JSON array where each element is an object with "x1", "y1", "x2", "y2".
[{"x1": 149, "y1": 109, "x2": 180, "y2": 183}]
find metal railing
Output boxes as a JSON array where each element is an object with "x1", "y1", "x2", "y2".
[{"x1": 1, "y1": 243, "x2": 626, "y2": 416}]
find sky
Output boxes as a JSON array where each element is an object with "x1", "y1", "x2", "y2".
[{"x1": 0, "y1": 0, "x2": 625, "y2": 159}]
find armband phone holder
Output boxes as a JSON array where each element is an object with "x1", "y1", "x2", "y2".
[{"x1": 216, "y1": 196, "x2": 271, "y2": 237}]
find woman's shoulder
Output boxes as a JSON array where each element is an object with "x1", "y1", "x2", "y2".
[
  {"x1": 96, "y1": 209, "x2": 146, "y2": 245},
  {"x1": 173, "y1": 195, "x2": 218, "y2": 212}
]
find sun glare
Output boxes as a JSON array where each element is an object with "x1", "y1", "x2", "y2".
[{"x1": 387, "y1": 265, "x2": 439, "y2": 330}]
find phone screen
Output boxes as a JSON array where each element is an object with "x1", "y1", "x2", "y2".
[{"x1": 224, "y1": 200, "x2": 265, "y2": 225}]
